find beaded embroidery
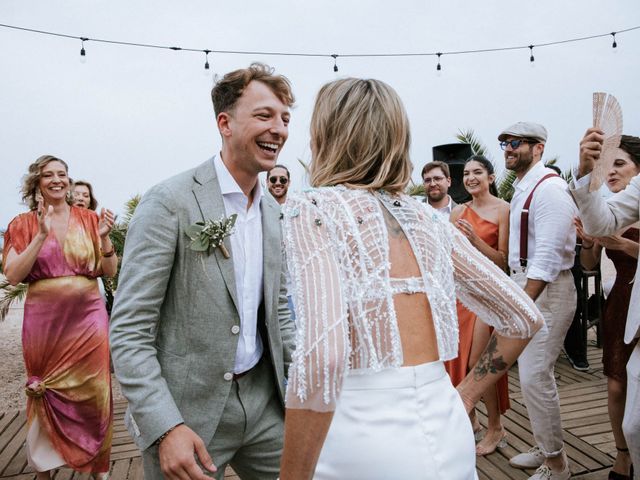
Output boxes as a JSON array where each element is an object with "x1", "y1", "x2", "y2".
[{"x1": 282, "y1": 186, "x2": 542, "y2": 412}]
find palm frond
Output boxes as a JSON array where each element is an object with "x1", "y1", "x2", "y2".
[
  {"x1": 562, "y1": 169, "x2": 573, "y2": 184},
  {"x1": 406, "y1": 181, "x2": 426, "y2": 197},
  {"x1": 297, "y1": 158, "x2": 310, "y2": 175},
  {"x1": 456, "y1": 128, "x2": 491, "y2": 160},
  {"x1": 0, "y1": 280, "x2": 27, "y2": 321},
  {"x1": 497, "y1": 170, "x2": 517, "y2": 202},
  {"x1": 107, "y1": 194, "x2": 140, "y2": 292},
  {"x1": 122, "y1": 195, "x2": 140, "y2": 224}
]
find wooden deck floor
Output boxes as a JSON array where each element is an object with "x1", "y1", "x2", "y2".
[{"x1": 0, "y1": 339, "x2": 616, "y2": 479}]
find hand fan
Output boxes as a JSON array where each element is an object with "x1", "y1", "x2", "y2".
[{"x1": 590, "y1": 92, "x2": 623, "y2": 191}]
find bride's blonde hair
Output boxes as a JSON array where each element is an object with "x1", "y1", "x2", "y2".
[{"x1": 309, "y1": 78, "x2": 412, "y2": 193}]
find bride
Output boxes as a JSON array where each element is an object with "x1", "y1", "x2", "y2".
[{"x1": 279, "y1": 78, "x2": 544, "y2": 480}]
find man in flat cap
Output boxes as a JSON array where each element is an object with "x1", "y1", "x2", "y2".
[{"x1": 500, "y1": 122, "x2": 577, "y2": 480}]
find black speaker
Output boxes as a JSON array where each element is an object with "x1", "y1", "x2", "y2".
[{"x1": 432, "y1": 143, "x2": 473, "y2": 204}]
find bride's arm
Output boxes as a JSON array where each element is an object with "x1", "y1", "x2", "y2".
[
  {"x1": 280, "y1": 410, "x2": 334, "y2": 480},
  {"x1": 449, "y1": 223, "x2": 545, "y2": 409},
  {"x1": 279, "y1": 193, "x2": 349, "y2": 479}
]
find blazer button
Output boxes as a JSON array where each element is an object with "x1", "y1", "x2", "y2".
[
  {"x1": 231, "y1": 325, "x2": 240, "y2": 334},
  {"x1": 223, "y1": 372, "x2": 233, "y2": 381}
]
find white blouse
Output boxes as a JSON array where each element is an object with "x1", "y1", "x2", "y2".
[{"x1": 282, "y1": 186, "x2": 543, "y2": 412}]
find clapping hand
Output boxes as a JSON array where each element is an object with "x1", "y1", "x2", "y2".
[
  {"x1": 158, "y1": 425, "x2": 217, "y2": 479},
  {"x1": 98, "y1": 208, "x2": 116, "y2": 239},
  {"x1": 36, "y1": 198, "x2": 53, "y2": 237}
]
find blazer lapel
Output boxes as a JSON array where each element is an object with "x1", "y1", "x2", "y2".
[
  {"x1": 261, "y1": 196, "x2": 282, "y2": 322},
  {"x1": 192, "y1": 159, "x2": 239, "y2": 313}
]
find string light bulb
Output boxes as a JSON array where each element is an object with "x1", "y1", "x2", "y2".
[
  {"x1": 436, "y1": 52, "x2": 442, "y2": 73},
  {"x1": 203, "y1": 50, "x2": 211, "y2": 70},
  {"x1": 529, "y1": 45, "x2": 535, "y2": 63},
  {"x1": 331, "y1": 54, "x2": 338, "y2": 73},
  {"x1": 80, "y1": 37, "x2": 88, "y2": 63},
  {"x1": 611, "y1": 32, "x2": 618, "y2": 52}
]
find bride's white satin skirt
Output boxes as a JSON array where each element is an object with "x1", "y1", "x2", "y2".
[{"x1": 314, "y1": 361, "x2": 478, "y2": 480}]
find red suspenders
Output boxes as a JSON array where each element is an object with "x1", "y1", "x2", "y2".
[{"x1": 519, "y1": 173, "x2": 560, "y2": 269}]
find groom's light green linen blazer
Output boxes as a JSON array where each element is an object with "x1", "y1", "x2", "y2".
[{"x1": 109, "y1": 158, "x2": 295, "y2": 451}]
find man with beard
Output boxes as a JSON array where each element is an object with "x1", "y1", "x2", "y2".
[
  {"x1": 421, "y1": 161, "x2": 457, "y2": 215},
  {"x1": 267, "y1": 164, "x2": 290, "y2": 205},
  {"x1": 501, "y1": 122, "x2": 577, "y2": 480}
]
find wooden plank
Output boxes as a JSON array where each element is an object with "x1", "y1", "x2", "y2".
[
  {"x1": 0, "y1": 340, "x2": 617, "y2": 480},
  {"x1": 0, "y1": 411, "x2": 27, "y2": 476},
  {"x1": 128, "y1": 457, "x2": 143, "y2": 479},
  {"x1": 109, "y1": 459, "x2": 130, "y2": 480},
  {"x1": 0, "y1": 411, "x2": 20, "y2": 438},
  {"x1": 53, "y1": 468, "x2": 74, "y2": 480}
]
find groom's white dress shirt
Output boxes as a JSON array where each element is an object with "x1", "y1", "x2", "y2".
[{"x1": 214, "y1": 155, "x2": 264, "y2": 374}]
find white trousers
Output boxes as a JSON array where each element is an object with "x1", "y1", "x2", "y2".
[
  {"x1": 623, "y1": 342, "x2": 640, "y2": 470},
  {"x1": 513, "y1": 270, "x2": 576, "y2": 457},
  {"x1": 314, "y1": 361, "x2": 478, "y2": 480}
]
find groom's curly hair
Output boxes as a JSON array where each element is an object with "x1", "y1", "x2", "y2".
[{"x1": 211, "y1": 63, "x2": 295, "y2": 116}]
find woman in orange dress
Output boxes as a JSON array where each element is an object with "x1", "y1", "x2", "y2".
[
  {"x1": 445, "y1": 155, "x2": 511, "y2": 456},
  {"x1": 3, "y1": 155, "x2": 117, "y2": 480}
]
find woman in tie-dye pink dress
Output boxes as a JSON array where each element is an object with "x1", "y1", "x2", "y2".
[{"x1": 3, "y1": 155, "x2": 117, "y2": 479}]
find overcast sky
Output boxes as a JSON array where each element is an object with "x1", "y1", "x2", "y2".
[{"x1": 1, "y1": 1, "x2": 639, "y2": 228}]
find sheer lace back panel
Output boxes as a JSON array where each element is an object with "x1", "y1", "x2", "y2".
[{"x1": 282, "y1": 187, "x2": 543, "y2": 412}]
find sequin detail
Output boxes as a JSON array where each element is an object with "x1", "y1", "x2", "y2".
[{"x1": 282, "y1": 187, "x2": 542, "y2": 412}]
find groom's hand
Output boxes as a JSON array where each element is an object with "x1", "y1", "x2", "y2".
[{"x1": 159, "y1": 424, "x2": 217, "y2": 479}]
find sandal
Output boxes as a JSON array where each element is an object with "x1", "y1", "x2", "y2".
[
  {"x1": 476, "y1": 428, "x2": 507, "y2": 456},
  {"x1": 608, "y1": 447, "x2": 632, "y2": 480}
]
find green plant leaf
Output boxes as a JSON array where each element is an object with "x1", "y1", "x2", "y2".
[
  {"x1": 185, "y1": 224, "x2": 204, "y2": 239},
  {"x1": 190, "y1": 236, "x2": 209, "y2": 251}
]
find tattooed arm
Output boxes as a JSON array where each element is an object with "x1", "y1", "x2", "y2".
[
  {"x1": 455, "y1": 333, "x2": 530, "y2": 412},
  {"x1": 448, "y1": 221, "x2": 544, "y2": 412}
]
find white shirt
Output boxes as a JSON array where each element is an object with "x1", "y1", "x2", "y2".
[
  {"x1": 509, "y1": 161, "x2": 577, "y2": 282},
  {"x1": 423, "y1": 195, "x2": 454, "y2": 216},
  {"x1": 213, "y1": 155, "x2": 264, "y2": 373}
]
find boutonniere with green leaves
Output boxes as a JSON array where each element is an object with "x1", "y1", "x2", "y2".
[{"x1": 186, "y1": 214, "x2": 237, "y2": 259}]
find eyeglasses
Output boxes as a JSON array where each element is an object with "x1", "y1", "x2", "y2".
[
  {"x1": 499, "y1": 139, "x2": 537, "y2": 151},
  {"x1": 269, "y1": 176, "x2": 288, "y2": 185},
  {"x1": 423, "y1": 175, "x2": 446, "y2": 185}
]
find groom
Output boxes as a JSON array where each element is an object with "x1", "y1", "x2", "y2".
[{"x1": 110, "y1": 63, "x2": 296, "y2": 479}]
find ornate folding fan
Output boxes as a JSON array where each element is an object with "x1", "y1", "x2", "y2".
[{"x1": 590, "y1": 92, "x2": 623, "y2": 191}]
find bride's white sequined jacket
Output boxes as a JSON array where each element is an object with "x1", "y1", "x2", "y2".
[{"x1": 282, "y1": 186, "x2": 543, "y2": 412}]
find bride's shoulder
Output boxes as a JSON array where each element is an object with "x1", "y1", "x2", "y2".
[{"x1": 286, "y1": 186, "x2": 362, "y2": 207}]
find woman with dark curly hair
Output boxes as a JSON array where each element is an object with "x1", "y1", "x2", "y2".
[{"x1": 3, "y1": 155, "x2": 116, "y2": 479}]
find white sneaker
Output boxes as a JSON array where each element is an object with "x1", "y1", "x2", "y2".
[
  {"x1": 510, "y1": 446, "x2": 545, "y2": 469},
  {"x1": 527, "y1": 463, "x2": 571, "y2": 480}
]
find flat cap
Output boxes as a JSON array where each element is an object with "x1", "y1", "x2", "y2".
[{"x1": 498, "y1": 122, "x2": 548, "y2": 143}]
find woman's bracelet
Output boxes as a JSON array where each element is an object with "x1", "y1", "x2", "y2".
[{"x1": 101, "y1": 246, "x2": 116, "y2": 258}]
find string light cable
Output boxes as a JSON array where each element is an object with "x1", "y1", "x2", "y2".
[{"x1": 0, "y1": 22, "x2": 638, "y2": 71}]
